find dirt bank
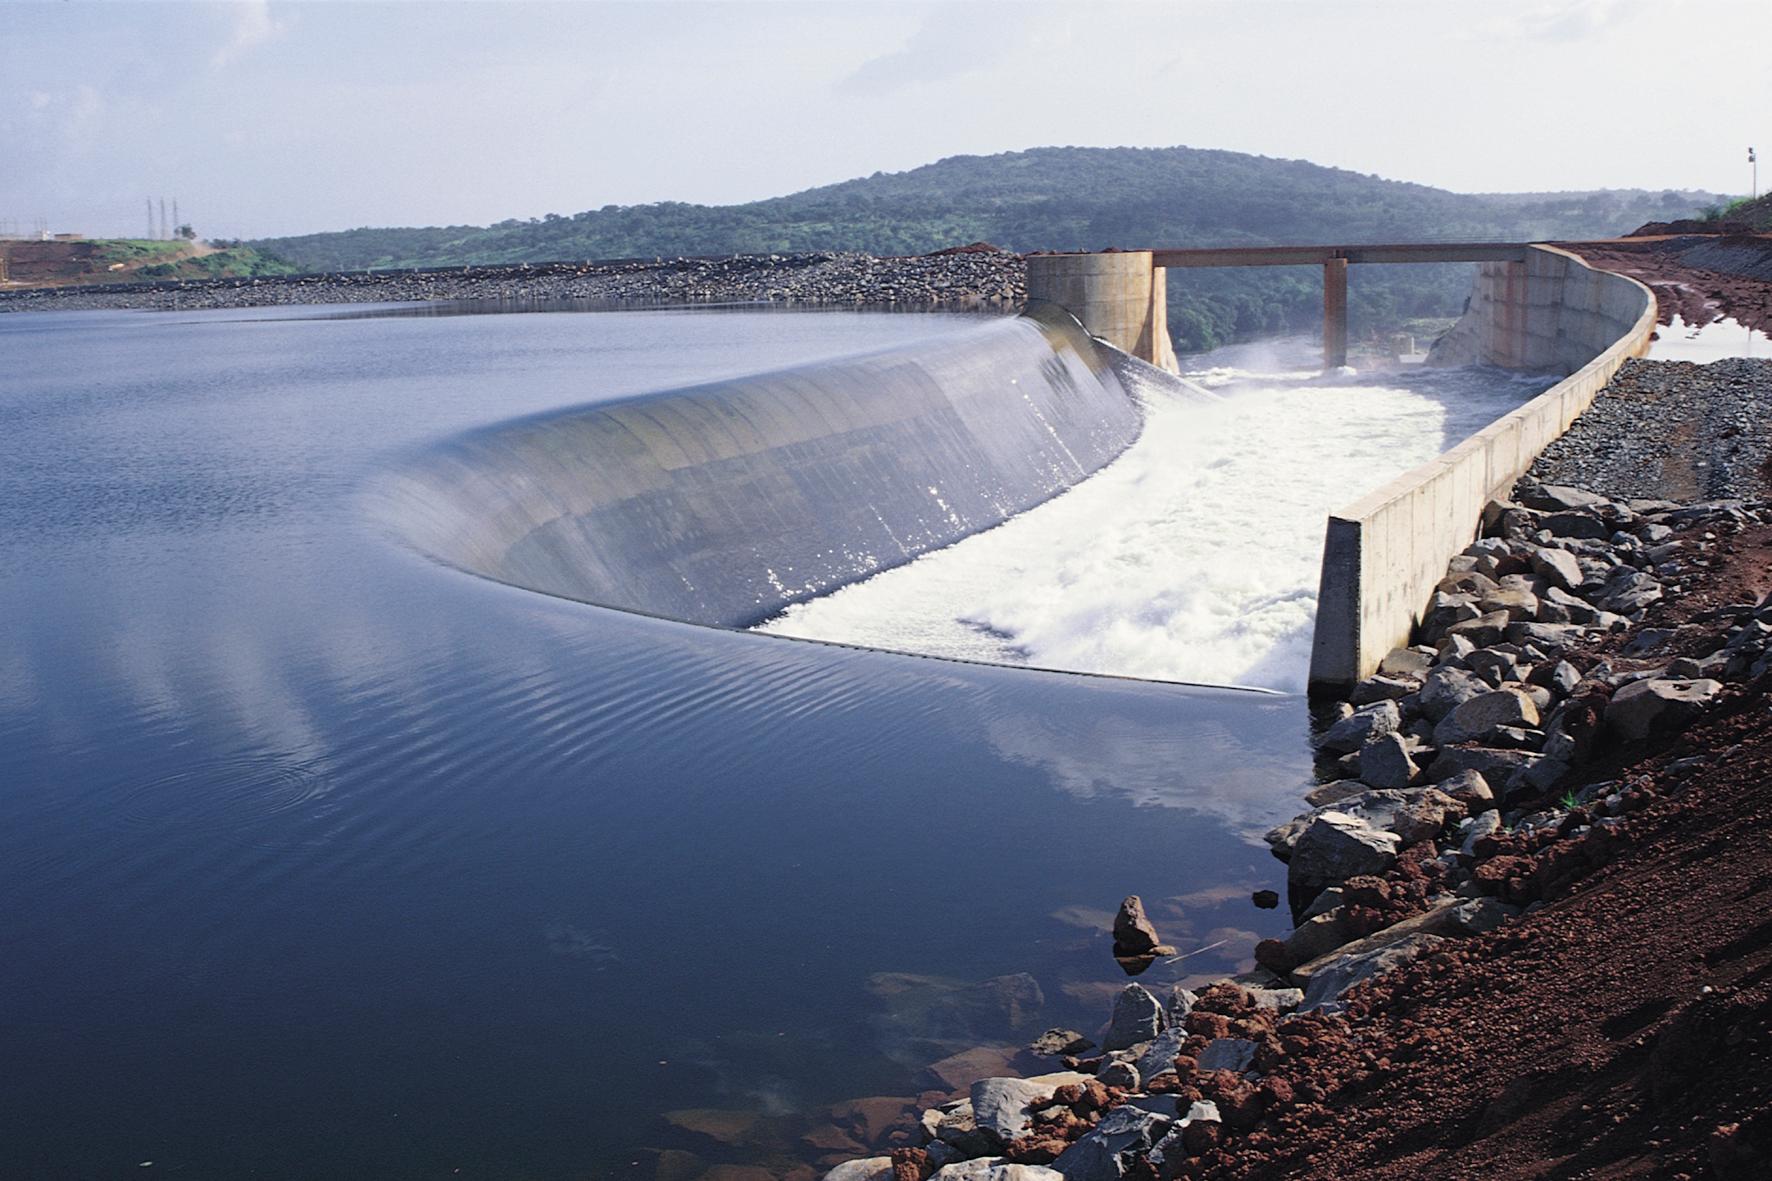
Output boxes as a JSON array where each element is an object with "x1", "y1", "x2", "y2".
[{"x1": 1564, "y1": 234, "x2": 1772, "y2": 337}]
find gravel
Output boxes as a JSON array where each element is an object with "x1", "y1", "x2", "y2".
[
  {"x1": 0, "y1": 250, "x2": 1028, "y2": 315},
  {"x1": 1523, "y1": 357, "x2": 1772, "y2": 502}
]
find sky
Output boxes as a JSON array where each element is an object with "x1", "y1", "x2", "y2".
[{"x1": 3, "y1": 0, "x2": 1768, "y2": 240}]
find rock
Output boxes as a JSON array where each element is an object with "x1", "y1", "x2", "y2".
[
  {"x1": 1459, "y1": 811, "x2": 1503, "y2": 856},
  {"x1": 1543, "y1": 586, "x2": 1601, "y2": 624},
  {"x1": 1419, "y1": 667, "x2": 1490, "y2": 722},
  {"x1": 1096, "y1": 1060, "x2": 1139, "y2": 1090},
  {"x1": 1529, "y1": 547, "x2": 1585, "y2": 592},
  {"x1": 1597, "y1": 570, "x2": 1662, "y2": 615},
  {"x1": 1303, "y1": 778, "x2": 1366, "y2": 808},
  {"x1": 1541, "y1": 512, "x2": 1609, "y2": 540},
  {"x1": 827, "y1": 1160, "x2": 894, "y2": 1181},
  {"x1": 1349, "y1": 674, "x2": 1418, "y2": 705},
  {"x1": 1434, "y1": 687, "x2": 1540, "y2": 746},
  {"x1": 1480, "y1": 586, "x2": 1539, "y2": 621},
  {"x1": 1164, "y1": 987, "x2": 1197, "y2": 1024},
  {"x1": 1426, "y1": 745, "x2": 1544, "y2": 789},
  {"x1": 1607, "y1": 678, "x2": 1723, "y2": 741},
  {"x1": 1438, "y1": 768, "x2": 1495, "y2": 811},
  {"x1": 970, "y1": 1074, "x2": 1092, "y2": 1145},
  {"x1": 1504, "y1": 621, "x2": 1583, "y2": 650},
  {"x1": 923, "y1": 1047, "x2": 1022, "y2": 1092},
  {"x1": 1133, "y1": 1027, "x2": 1187, "y2": 1082},
  {"x1": 1447, "y1": 897, "x2": 1512, "y2": 934},
  {"x1": 1028, "y1": 1029, "x2": 1093, "y2": 1058},
  {"x1": 1318, "y1": 700, "x2": 1402, "y2": 754},
  {"x1": 1050, "y1": 1107, "x2": 1169, "y2": 1181},
  {"x1": 1287, "y1": 812, "x2": 1401, "y2": 911},
  {"x1": 1101, "y1": 985, "x2": 1164, "y2": 1052},
  {"x1": 1110, "y1": 896, "x2": 1163, "y2": 957},
  {"x1": 1248, "y1": 987, "x2": 1304, "y2": 1011},
  {"x1": 666, "y1": 1109, "x2": 764, "y2": 1148},
  {"x1": 1195, "y1": 1038, "x2": 1258, "y2": 1073},
  {"x1": 1527, "y1": 659, "x2": 1583, "y2": 696},
  {"x1": 1251, "y1": 889, "x2": 1280, "y2": 910},
  {"x1": 1358, "y1": 732, "x2": 1419, "y2": 789},
  {"x1": 1378, "y1": 647, "x2": 1434, "y2": 679},
  {"x1": 1519, "y1": 483, "x2": 1612, "y2": 512},
  {"x1": 1300, "y1": 885, "x2": 1346, "y2": 921},
  {"x1": 1300, "y1": 932, "x2": 1448, "y2": 1012},
  {"x1": 1446, "y1": 610, "x2": 1512, "y2": 647},
  {"x1": 933, "y1": 1162, "x2": 1064, "y2": 1181}
]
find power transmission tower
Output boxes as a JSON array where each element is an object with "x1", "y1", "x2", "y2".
[
  {"x1": 173, "y1": 199, "x2": 180, "y2": 237},
  {"x1": 159, "y1": 198, "x2": 167, "y2": 241}
]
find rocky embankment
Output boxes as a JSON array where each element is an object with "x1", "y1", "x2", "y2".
[
  {"x1": 0, "y1": 248, "x2": 1027, "y2": 314},
  {"x1": 816, "y1": 359, "x2": 1772, "y2": 1180}
]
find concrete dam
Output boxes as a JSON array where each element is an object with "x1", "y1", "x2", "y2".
[
  {"x1": 385, "y1": 244, "x2": 1653, "y2": 694},
  {"x1": 380, "y1": 306, "x2": 1144, "y2": 628}
]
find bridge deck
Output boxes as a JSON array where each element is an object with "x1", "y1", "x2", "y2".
[{"x1": 1149, "y1": 242, "x2": 1532, "y2": 268}]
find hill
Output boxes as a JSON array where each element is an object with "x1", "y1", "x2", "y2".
[
  {"x1": 250, "y1": 146, "x2": 1723, "y2": 351},
  {"x1": 0, "y1": 238, "x2": 295, "y2": 288}
]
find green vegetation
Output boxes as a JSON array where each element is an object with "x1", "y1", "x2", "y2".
[
  {"x1": 89, "y1": 239, "x2": 299, "y2": 282},
  {"x1": 250, "y1": 146, "x2": 1723, "y2": 351},
  {"x1": 1700, "y1": 193, "x2": 1772, "y2": 230}
]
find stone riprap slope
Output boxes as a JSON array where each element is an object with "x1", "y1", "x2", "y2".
[
  {"x1": 1527, "y1": 358, "x2": 1772, "y2": 502},
  {"x1": 0, "y1": 249, "x2": 1026, "y2": 314}
]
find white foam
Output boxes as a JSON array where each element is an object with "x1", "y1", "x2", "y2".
[
  {"x1": 1647, "y1": 314, "x2": 1768, "y2": 363},
  {"x1": 757, "y1": 350, "x2": 1550, "y2": 692}
]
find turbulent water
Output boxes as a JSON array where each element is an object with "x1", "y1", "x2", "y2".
[{"x1": 760, "y1": 339, "x2": 1556, "y2": 692}]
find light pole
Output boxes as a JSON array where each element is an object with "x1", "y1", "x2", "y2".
[{"x1": 1752, "y1": 146, "x2": 1759, "y2": 200}]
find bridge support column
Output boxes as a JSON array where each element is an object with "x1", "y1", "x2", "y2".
[
  {"x1": 1323, "y1": 256, "x2": 1348, "y2": 369},
  {"x1": 1025, "y1": 252, "x2": 1178, "y2": 373}
]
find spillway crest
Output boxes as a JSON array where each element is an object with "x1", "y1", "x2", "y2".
[{"x1": 380, "y1": 308, "x2": 1142, "y2": 626}]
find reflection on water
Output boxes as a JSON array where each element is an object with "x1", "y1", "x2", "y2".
[
  {"x1": 0, "y1": 305, "x2": 1310, "y2": 1180},
  {"x1": 1648, "y1": 313, "x2": 1768, "y2": 362}
]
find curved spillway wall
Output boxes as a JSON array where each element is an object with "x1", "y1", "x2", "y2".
[
  {"x1": 380, "y1": 308, "x2": 1142, "y2": 628},
  {"x1": 1308, "y1": 245, "x2": 1656, "y2": 693}
]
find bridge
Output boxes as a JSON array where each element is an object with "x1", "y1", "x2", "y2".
[{"x1": 1027, "y1": 242, "x2": 1536, "y2": 370}]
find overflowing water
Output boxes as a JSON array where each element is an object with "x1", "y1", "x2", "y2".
[{"x1": 760, "y1": 339, "x2": 1556, "y2": 691}]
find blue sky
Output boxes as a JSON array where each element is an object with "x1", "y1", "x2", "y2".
[{"x1": 4, "y1": 0, "x2": 1767, "y2": 239}]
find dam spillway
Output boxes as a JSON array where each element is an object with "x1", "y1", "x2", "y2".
[{"x1": 380, "y1": 307, "x2": 1141, "y2": 627}]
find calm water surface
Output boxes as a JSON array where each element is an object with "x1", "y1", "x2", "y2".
[{"x1": 0, "y1": 306, "x2": 1309, "y2": 1179}]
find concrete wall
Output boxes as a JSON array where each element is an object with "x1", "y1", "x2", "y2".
[
  {"x1": 1026, "y1": 252, "x2": 1178, "y2": 372},
  {"x1": 380, "y1": 307, "x2": 1143, "y2": 628},
  {"x1": 1308, "y1": 246, "x2": 1656, "y2": 693}
]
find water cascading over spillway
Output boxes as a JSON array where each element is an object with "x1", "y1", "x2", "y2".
[{"x1": 379, "y1": 307, "x2": 1143, "y2": 626}]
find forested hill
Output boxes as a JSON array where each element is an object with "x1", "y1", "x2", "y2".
[{"x1": 254, "y1": 146, "x2": 1718, "y2": 271}]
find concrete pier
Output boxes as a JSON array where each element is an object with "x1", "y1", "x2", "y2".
[
  {"x1": 1323, "y1": 256, "x2": 1349, "y2": 369},
  {"x1": 1025, "y1": 252, "x2": 1178, "y2": 372}
]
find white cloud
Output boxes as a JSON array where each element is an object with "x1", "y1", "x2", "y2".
[{"x1": 212, "y1": 0, "x2": 287, "y2": 68}]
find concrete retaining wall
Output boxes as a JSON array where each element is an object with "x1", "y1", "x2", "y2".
[
  {"x1": 1308, "y1": 246, "x2": 1656, "y2": 693},
  {"x1": 1026, "y1": 252, "x2": 1178, "y2": 372}
]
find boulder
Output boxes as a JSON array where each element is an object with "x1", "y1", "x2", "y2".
[
  {"x1": 1101, "y1": 985, "x2": 1164, "y2": 1052},
  {"x1": 1378, "y1": 647, "x2": 1434, "y2": 679},
  {"x1": 1096, "y1": 1060, "x2": 1139, "y2": 1090},
  {"x1": 1438, "y1": 768, "x2": 1495, "y2": 811},
  {"x1": 1131, "y1": 1027, "x2": 1187, "y2": 1083},
  {"x1": 1303, "y1": 778, "x2": 1366, "y2": 808},
  {"x1": 933, "y1": 1162, "x2": 1064, "y2": 1181},
  {"x1": 1427, "y1": 745, "x2": 1544, "y2": 788},
  {"x1": 1519, "y1": 483, "x2": 1612, "y2": 512},
  {"x1": 1318, "y1": 700, "x2": 1402, "y2": 754},
  {"x1": 970, "y1": 1073, "x2": 1092, "y2": 1145},
  {"x1": 1195, "y1": 1038, "x2": 1258, "y2": 1073},
  {"x1": 1299, "y1": 932, "x2": 1448, "y2": 1012},
  {"x1": 1434, "y1": 687, "x2": 1540, "y2": 746},
  {"x1": 1051, "y1": 1107, "x2": 1169, "y2": 1181},
  {"x1": 827, "y1": 1160, "x2": 894, "y2": 1181},
  {"x1": 1165, "y1": 986, "x2": 1198, "y2": 1024},
  {"x1": 1349, "y1": 674, "x2": 1418, "y2": 705},
  {"x1": 1028, "y1": 1029, "x2": 1093, "y2": 1058},
  {"x1": 1287, "y1": 812, "x2": 1401, "y2": 911},
  {"x1": 1358, "y1": 732, "x2": 1419, "y2": 790},
  {"x1": 1529, "y1": 547, "x2": 1585, "y2": 592},
  {"x1": 1110, "y1": 896, "x2": 1163, "y2": 957},
  {"x1": 1459, "y1": 810, "x2": 1503, "y2": 856},
  {"x1": 1419, "y1": 667, "x2": 1490, "y2": 722},
  {"x1": 1607, "y1": 678, "x2": 1723, "y2": 742},
  {"x1": 1446, "y1": 610, "x2": 1512, "y2": 647}
]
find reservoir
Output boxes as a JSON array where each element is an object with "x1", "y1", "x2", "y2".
[{"x1": 0, "y1": 303, "x2": 1538, "y2": 1178}]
